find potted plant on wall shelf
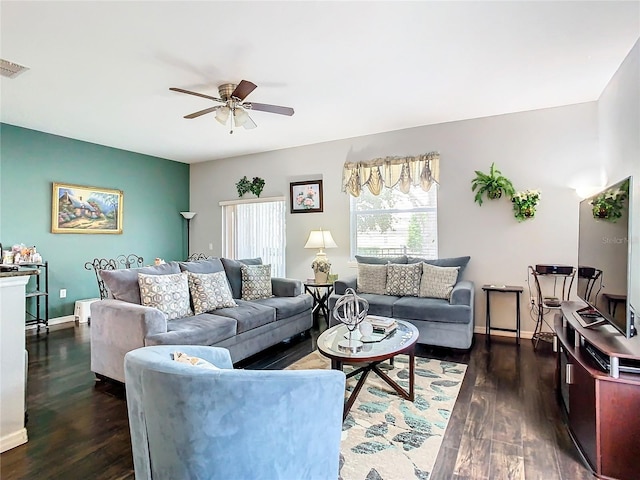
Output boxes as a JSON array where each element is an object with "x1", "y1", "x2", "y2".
[
  {"x1": 590, "y1": 179, "x2": 629, "y2": 222},
  {"x1": 471, "y1": 163, "x2": 515, "y2": 205},
  {"x1": 512, "y1": 190, "x2": 541, "y2": 221}
]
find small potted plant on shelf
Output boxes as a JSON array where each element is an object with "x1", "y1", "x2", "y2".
[
  {"x1": 471, "y1": 163, "x2": 515, "y2": 205},
  {"x1": 512, "y1": 189, "x2": 541, "y2": 221},
  {"x1": 590, "y1": 179, "x2": 629, "y2": 222}
]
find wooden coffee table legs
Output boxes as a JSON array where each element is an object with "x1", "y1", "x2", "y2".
[{"x1": 332, "y1": 349, "x2": 415, "y2": 421}]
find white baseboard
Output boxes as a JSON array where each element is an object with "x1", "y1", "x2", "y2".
[
  {"x1": 25, "y1": 314, "x2": 75, "y2": 331},
  {"x1": 1, "y1": 428, "x2": 28, "y2": 453},
  {"x1": 473, "y1": 325, "x2": 537, "y2": 340}
]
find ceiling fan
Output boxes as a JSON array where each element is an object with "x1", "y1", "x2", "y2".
[{"x1": 170, "y1": 80, "x2": 294, "y2": 134}]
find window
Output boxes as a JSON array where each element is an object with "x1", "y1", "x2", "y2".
[
  {"x1": 350, "y1": 185, "x2": 437, "y2": 259},
  {"x1": 221, "y1": 197, "x2": 286, "y2": 276}
]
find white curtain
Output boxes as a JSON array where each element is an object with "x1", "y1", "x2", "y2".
[{"x1": 342, "y1": 151, "x2": 440, "y2": 197}]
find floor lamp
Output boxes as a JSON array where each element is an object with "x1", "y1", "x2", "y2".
[{"x1": 180, "y1": 211, "x2": 196, "y2": 258}]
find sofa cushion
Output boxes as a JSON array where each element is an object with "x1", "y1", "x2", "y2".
[
  {"x1": 419, "y1": 263, "x2": 460, "y2": 300},
  {"x1": 385, "y1": 263, "x2": 422, "y2": 296},
  {"x1": 178, "y1": 258, "x2": 224, "y2": 274},
  {"x1": 393, "y1": 296, "x2": 471, "y2": 324},
  {"x1": 100, "y1": 262, "x2": 181, "y2": 304},
  {"x1": 221, "y1": 257, "x2": 263, "y2": 299},
  {"x1": 138, "y1": 272, "x2": 193, "y2": 320},
  {"x1": 253, "y1": 295, "x2": 313, "y2": 320},
  {"x1": 357, "y1": 263, "x2": 387, "y2": 295},
  {"x1": 241, "y1": 264, "x2": 273, "y2": 300},
  {"x1": 407, "y1": 256, "x2": 471, "y2": 277},
  {"x1": 212, "y1": 300, "x2": 275, "y2": 334},
  {"x1": 187, "y1": 271, "x2": 237, "y2": 314},
  {"x1": 355, "y1": 255, "x2": 407, "y2": 264},
  {"x1": 357, "y1": 293, "x2": 401, "y2": 318},
  {"x1": 146, "y1": 313, "x2": 237, "y2": 346}
]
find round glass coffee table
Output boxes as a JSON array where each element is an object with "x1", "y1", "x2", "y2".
[{"x1": 317, "y1": 319, "x2": 419, "y2": 420}]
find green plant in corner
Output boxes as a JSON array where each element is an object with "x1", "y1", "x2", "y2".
[
  {"x1": 250, "y1": 177, "x2": 265, "y2": 197},
  {"x1": 512, "y1": 189, "x2": 541, "y2": 222},
  {"x1": 471, "y1": 163, "x2": 515, "y2": 205},
  {"x1": 590, "y1": 179, "x2": 629, "y2": 222}
]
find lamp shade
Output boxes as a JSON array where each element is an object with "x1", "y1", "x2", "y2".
[
  {"x1": 180, "y1": 211, "x2": 196, "y2": 220},
  {"x1": 304, "y1": 230, "x2": 338, "y2": 250},
  {"x1": 215, "y1": 106, "x2": 230, "y2": 125}
]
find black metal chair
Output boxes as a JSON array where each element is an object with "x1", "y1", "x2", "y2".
[{"x1": 84, "y1": 254, "x2": 144, "y2": 299}]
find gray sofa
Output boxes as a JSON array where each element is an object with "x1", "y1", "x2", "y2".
[
  {"x1": 328, "y1": 255, "x2": 475, "y2": 349},
  {"x1": 90, "y1": 257, "x2": 313, "y2": 383}
]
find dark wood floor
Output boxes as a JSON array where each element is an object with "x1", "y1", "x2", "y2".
[{"x1": 0, "y1": 322, "x2": 595, "y2": 480}]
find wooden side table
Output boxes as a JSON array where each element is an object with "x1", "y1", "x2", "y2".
[
  {"x1": 304, "y1": 282, "x2": 334, "y2": 327},
  {"x1": 482, "y1": 284, "x2": 523, "y2": 345}
]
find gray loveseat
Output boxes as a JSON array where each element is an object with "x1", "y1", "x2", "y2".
[
  {"x1": 90, "y1": 257, "x2": 313, "y2": 383},
  {"x1": 328, "y1": 255, "x2": 475, "y2": 349}
]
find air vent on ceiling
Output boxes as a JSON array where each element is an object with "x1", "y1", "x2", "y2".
[{"x1": 0, "y1": 59, "x2": 29, "y2": 78}]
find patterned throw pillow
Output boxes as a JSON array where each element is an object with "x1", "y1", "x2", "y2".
[
  {"x1": 419, "y1": 262, "x2": 460, "y2": 299},
  {"x1": 187, "y1": 271, "x2": 237, "y2": 314},
  {"x1": 138, "y1": 272, "x2": 192, "y2": 320},
  {"x1": 241, "y1": 264, "x2": 273, "y2": 300},
  {"x1": 357, "y1": 263, "x2": 388, "y2": 295},
  {"x1": 385, "y1": 263, "x2": 422, "y2": 297}
]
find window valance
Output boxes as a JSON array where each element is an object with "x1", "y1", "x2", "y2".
[{"x1": 342, "y1": 152, "x2": 440, "y2": 197}]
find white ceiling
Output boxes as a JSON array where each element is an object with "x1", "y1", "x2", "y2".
[{"x1": 1, "y1": 1, "x2": 639, "y2": 164}]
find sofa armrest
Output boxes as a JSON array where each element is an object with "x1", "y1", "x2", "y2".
[
  {"x1": 334, "y1": 276, "x2": 357, "y2": 295},
  {"x1": 450, "y1": 280, "x2": 474, "y2": 306},
  {"x1": 91, "y1": 299, "x2": 168, "y2": 346},
  {"x1": 271, "y1": 277, "x2": 302, "y2": 297}
]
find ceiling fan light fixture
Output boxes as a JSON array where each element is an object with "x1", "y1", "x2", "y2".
[
  {"x1": 233, "y1": 107, "x2": 249, "y2": 127},
  {"x1": 215, "y1": 106, "x2": 230, "y2": 125}
]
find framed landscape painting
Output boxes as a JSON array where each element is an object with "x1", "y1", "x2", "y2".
[
  {"x1": 52, "y1": 182, "x2": 123, "y2": 234},
  {"x1": 290, "y1": 180, "x2": 323, "y2": 213}
]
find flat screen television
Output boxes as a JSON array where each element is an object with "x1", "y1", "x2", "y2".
[{"x1": 577, "y1": 176, "x2": 635, "y2": 337}]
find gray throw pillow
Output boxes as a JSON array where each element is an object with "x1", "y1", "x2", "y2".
[
  {"x1": 356, "y1": 264, "x2": 388, "y2": 295},
  {"x1": 178, "y1": 258, "x2": 224, "y2": 274},
  {"x1": 407, "y1": 256, "x2": 470, "y2": 277},
  {"x1": 419, "y1": 263, "x2": 460, "y2": 300},
  {"x1": 187, "y1": 271, "x2": 237, "y2": 314},
  {"x1": 100, "y1": 262, "x2": 181, "y2": 304},
  {"x1": 138, "y1": 272, "x2": 192, "y2": 320},
  {"x1": 385, "y1": 263, "x2": 423, "y2": 297},
  {"x1": 221, "y1": 257, "x2": 263, "y2": 299},
  {"x1": 241, "y1": 264, "x2": 273, "y2": 300},
  {"x1": 355, "y1": 255, "x2": 407, "y2": 265}
]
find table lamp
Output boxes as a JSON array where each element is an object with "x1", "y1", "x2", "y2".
[{"x1": 304, "y1": 229, "x2": 338, "y2": 283}]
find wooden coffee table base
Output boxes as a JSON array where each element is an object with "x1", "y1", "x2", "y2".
[{"x1": 332, "y1": 348, "x2": 415, "y2": 421}]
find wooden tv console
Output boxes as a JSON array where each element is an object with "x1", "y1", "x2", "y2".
[{"x1": 555, "y1": 302, "x2": 640, "y2": 480}]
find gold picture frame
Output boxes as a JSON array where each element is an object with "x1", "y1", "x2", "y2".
[{"x1": 51, "y1": 182, "x2": 123, "y2": 234}]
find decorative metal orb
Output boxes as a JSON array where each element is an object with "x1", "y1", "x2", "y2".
[{"x1": 333, "y1": 288, "x2": 369, "y2": 353}]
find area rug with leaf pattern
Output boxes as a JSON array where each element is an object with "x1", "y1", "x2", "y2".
[{"x1": 287, "y1": 351, "x2": 467, "y2": 480}]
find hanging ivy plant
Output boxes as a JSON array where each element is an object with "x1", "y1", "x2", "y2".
[
  {"x1": 590, "y1": 179, "x2": 629, "y2": 222},
  {"x1": 250, "y1": 177, "x2": 265, "y2": 197},
  {"x1": 471, "y1": 163, "x2": 515, "y2": 205},
  {"x1": 512, "y1": 190, "x2": 541, "y2": 222},
  {"x1": 236, "y1": 176, "x2": 252, "y2": 197}
]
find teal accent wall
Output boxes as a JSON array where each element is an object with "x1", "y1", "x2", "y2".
[{"x1": 0, "y1": 124, "x2": 190, "y2": 319}]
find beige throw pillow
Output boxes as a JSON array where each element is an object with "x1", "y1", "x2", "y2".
[
  {"x1": 138, "y1": 272, "x2": 192, "y2": 320},
  {"x1": 419, "y1": 262, "x2": 460, "y2": 299},
  {"x1": 357, "y1": 263, "x2": 388, "y2": 295},
  {"x1": 187, "y1": 271, "x2": 237, "y2": 314},
  {"x1": 385, "y1": 263, "x2": 423, "y2": 296},
  {"x1": 241, "y1": 264, "x2": 273, "y2": 300}
]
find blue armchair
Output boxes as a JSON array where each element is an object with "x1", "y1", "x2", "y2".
[{"x1": 124, "y1": 345, "x2": 346, "y2": 480}]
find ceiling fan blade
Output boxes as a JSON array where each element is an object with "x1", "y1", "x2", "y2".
[
  {"x1": 242, "y1": 115, "x2": 257, "y2": 130},
  {"x1": 184, "y1": 106, "x2": 218, "y2": 119},
  {"x1": 247, "y1": 102, "x2": 294, "y2": 116},
  {"x1": 231, "y1": 80, "x2": 257, "y2": 101},
  {"x1": 170, "y1": 87, "x2": 222, "y2": 102}
]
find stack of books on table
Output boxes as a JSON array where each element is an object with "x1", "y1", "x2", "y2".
[{"x1": 367, "y1": 315, "x2": 397, "y2": 334}]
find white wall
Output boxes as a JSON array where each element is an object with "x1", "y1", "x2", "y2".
[
  {"x1": 191, "y1": 102, "x2": 601, "y2": 335},
  {"x1": 598, "y1": 39, "x2": 640, "y2": 322}
]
